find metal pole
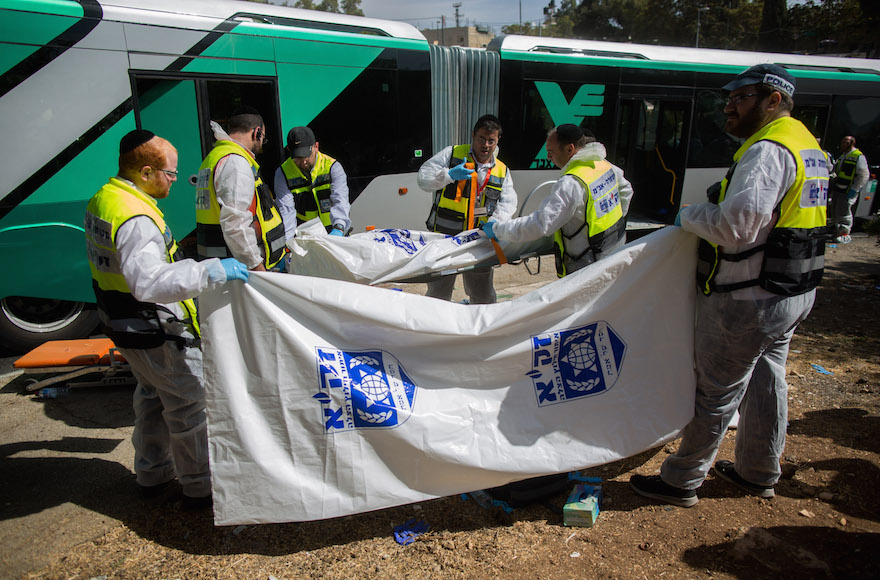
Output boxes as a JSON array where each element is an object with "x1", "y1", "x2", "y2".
[
  {"x1": 696, "y1": 9, "x2": 701, "y2": 48},
  {"x1": 519, "y1": 0, "x2": 522, "y2": 28}
]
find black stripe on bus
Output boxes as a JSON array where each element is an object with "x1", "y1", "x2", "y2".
[
  {"x1": 165, "y1": 18, "x2": 240, "y2": 72},
  {"x1": 0, "y1": 98, "x2": 132, "y2": 221},
  {"x1": 0, "y1": 15, "x2": 238, "y2": 218},
  {"x1": 0, "y1": 0, "x2": 103, "y2": 99}
]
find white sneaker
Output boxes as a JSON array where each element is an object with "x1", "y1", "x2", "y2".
[{"x1": 841, "y1": 234, "x2": 852, "y2": 244}]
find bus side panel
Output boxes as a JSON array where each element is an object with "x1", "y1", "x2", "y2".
[
  {"x1": 0, "y1": 11, "x2": 137, "y2": 303},
  {"x1": 0, "y1": 110, "x2": 137, "y2": 303},
  {"x1": 136, "y1": 80, "x2": 203, "y2": 241},
  {"x1": 0, "y1": 2, "x2": 85, "y2": 76},
  {"x1": 312, "y1": 49, "x2": 432, "y2": 232}
]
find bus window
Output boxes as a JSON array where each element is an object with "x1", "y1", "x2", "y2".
[
  {"x1": 203, "y1": 79, "x2": 282, "y2": 181},
  {"x1": 688, "y1": 90, "x2": 740, "y2": 168},
  {"x1": 792, "y1": 105, "x2": 829, "y2": 142},
  {"x1": 620, "y1": 98, "x2": 691, "y2": 222}
]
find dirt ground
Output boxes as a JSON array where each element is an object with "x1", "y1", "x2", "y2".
[{"x1": 2, "y1": 233, "x2": 879, "y2": 580}]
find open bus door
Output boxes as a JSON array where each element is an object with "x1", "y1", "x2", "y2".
[
  {"x1": 614, "y1": 97, "x2": 691, "y2": 229},
  {"x1": 132, "y1": 74, "x2": 282, "y2": 256}
]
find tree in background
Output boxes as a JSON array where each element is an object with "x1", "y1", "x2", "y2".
[{"x1": 526, "y1": 0, "x2": 874, "y2": 56}]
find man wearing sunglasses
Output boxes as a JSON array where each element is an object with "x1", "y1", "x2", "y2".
[
  {"x1": 85, "y1": 130, "x2": 249, "y2": 510},
  {"x1": 196, "y1": 106, "x2": 287, "y2": 271},
  {"x1": 630, "y1": 64, "x2": 828, "y2": 507}
]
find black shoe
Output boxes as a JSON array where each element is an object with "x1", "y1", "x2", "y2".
[
  {"x1": 630, "y1": 474, "x2": 698, "y2": 507},
  {"x1": 181, "y1": 494, "x2": 213, "y2": 511},
  {"x1": 139, "y1": 480, "x2": 180, "y2": 503},
  {"x1": 712, "y1": 460, "x2": 775, "y2": 498}
]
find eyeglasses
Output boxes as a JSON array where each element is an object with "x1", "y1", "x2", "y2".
[
  {"x1": 159, "y1": 169, "x2": 178, "y2": 179},
  {"x1": 474, "y1": 135, "x2": 497, "y2": 147},
  {"x1": 254, "y1": 127, "x2": 268, "y2": 145},
  {"x1": 726, "y1": 93, "x2": 761, "y2": 106}
]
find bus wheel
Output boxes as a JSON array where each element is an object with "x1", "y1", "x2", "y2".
[{"x1": 0, "y1": 297, "x2": 100, "y2": 354}]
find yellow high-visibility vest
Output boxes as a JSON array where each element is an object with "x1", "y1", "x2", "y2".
[
  {"x1": 196, "y1": 140, "x2": 286, "y2": 269},
  {"x1": 280, "y1": 151, "x2": 337, "y2": 229},
  {"x1": 426, "y1": 144, "x2": 508, "y2": 235},
  {"x1": 552, "y1": 159, "x2": 625, "y2": 277},
  {"x1": 696, "y1": 116, "x2": 828, "y2": 296},
  {"x1": 85, "y1": 177, "x2": 199, "y2": 349}
]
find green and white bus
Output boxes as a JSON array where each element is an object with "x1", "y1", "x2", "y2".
[
  {"x1": 2, "y1": 0, "x2": 879, "y2": 351},
  {"x1": 0, "y1": 0, "x2": 432, "y2": 350}
]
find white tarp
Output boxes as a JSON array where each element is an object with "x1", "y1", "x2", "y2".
[
  {"x1": 287, "y1": 219, "x2": 553, "y2": 285},
  {"x1": 201, "y1": 227, "x2": 699, "y2": 525}
]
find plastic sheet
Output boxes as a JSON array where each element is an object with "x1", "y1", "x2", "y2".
[{"x1": 201, "y1": 227, "x2": 699, "y2": 525}]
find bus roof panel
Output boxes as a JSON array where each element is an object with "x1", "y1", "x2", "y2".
[
  {"x1": 98, "y1": 0, "x2": 428, "y2": 42},
  {"x1": 492, "y1": 34, "x2": 880, "y2": 79}
]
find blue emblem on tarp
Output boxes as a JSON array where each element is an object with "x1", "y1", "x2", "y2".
[
  {"x1": 527, "y1": 321, "x2": 626, "y2": 407},
  {"x1": 451, "y1": 231, "x2": 481, "y2": 245},
  {"x1": 314, "y1": 348, "x2": 418, "y2": 432},
  {"x1": 371, "y1": 229, "x2": 427, "y2": 255}
]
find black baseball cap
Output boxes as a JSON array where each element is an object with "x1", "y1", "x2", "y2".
[
  {"x1": 287, "y1": 126, "x2": 315, "y2": 158},
  {"x1": 723, "y1": 63, "x2": 796, "y2": 97}
]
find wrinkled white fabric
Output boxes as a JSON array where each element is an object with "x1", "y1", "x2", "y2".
[
  {"x1": 202, "y1": 227, "x2": 699, "y2": 525},
  {"x1": 417, "y1": 145, "x2": 518, "y2": 222},
  {"x1": 209, "y1": 121, "x2": 263, "y2": 269},
  {"x1": 274, "y1": 159, "x2": 351, "y2": 239},
  {"x1": 287, "y1": 219, "x2": 552, "y2": 285},
  {"x1": 680, "y1": 140, "x2": 796, "y2": 300}
]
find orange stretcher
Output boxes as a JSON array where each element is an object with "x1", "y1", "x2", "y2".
[{"x1": 14, "y1": 338, "x2": 135, "y2": 392}]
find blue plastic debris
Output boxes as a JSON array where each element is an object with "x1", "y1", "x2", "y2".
[
  {"x1": 568, "y1": 472, "x2": 603, "y2": 484},
  {"x1": 811, "y1": 364, "x2": 834, "y2": 376},
  {"x1": 393, "y1": 518, "x2": 429, "y2": 546},
  {"x1": 461, "y1": 490, "x2": 514, "y2": 513}
]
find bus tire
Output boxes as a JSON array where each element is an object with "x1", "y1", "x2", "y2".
[{"x1": 0, "y1": 297, "x2": 100, "y2": 354}]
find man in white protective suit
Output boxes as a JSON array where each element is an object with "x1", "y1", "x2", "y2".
[
  {"x1": 483, "y1": 124, "x2": 633, "y2": 277},
  {"x1": 418, "y1": 114, "x2": 518, "y2": 303},
  {"x1": 629, "y1": 63, "x2": 828, "y2": 507},
  {"x1": 85, "y1": 130, "x2": 250, "y2": 510}
]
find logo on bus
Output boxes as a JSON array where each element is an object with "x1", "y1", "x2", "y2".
[{"x1": 532, "y1": 82, "x2": 606, "y2": 169}]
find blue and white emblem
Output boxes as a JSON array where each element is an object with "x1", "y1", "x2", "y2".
[
  {"x1": 371, "y1": 229, "x2": 427, "y2": 255},
  {"x1": 314, "y1": 348, "x2": 417, "y2": 433},
  {"x1": 451, "y1": 231, "x2": 481, "y2": 245},
  {"x1": 527, "y1": 321, "x2": 626, "y2": 406}
]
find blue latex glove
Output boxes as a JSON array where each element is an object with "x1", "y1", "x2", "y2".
[
  {"x1": 674, "y1": 210, "x2": 682, "y2": 227},
  {"x1": 393, "y1": 519, "x2": 430, "y2": 546},
  {"x1": 848, "y1": 188, "x2": 859, "y2": 200},
  {"x1": 482, "y1": 220, "x2": 497, "y2": 240},
  {"x1": 220, "y1": 258, "x2": 249, "y2": 282},
  {"x1": 448, "y1": 161, "x2": 475, "y2": 181},
  {"x1": 329, "y1": 228, "x2": 345, "y2": 236}
]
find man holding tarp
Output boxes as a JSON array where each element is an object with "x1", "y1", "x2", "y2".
[
  {"x1": 85, "y1": 130, "x2": 249, "y2": 510},
  {"x1": 418, "y1": 114, "x2": 518, "y2": 303},
  {"x1": 630, "y1": 64, "x2": 828, "y2": 507},
  {"x1": 483, "y1": 124, "x2": 633, "y2": 277}
]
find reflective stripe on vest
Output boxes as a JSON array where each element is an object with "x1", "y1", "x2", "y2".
[
  {"x1": 426, "y1": 144, "x2": 508, "y2": 235},
  {"x1": 280, "y1": 152, "x2": 336, "y2": 229},
  {"x1": 196, "y1": 140, "x2": 287, "y2": 268},
  {"x1": 831, "y1": 148, "x2": 863, "y2": 191},
  {"x1": 85, "y1": 177, "x2": 199, "y2": 349},
  {"x1": 552, "y1": 159, "x2": 625, "y2": 278},
  {"x1": 696, "y1": 117, "x2": 829, "y2": 297}
]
